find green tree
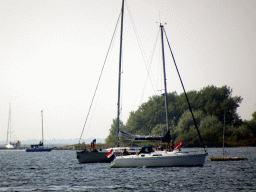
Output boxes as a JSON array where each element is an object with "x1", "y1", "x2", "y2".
[
  {"x1": 199, "y1": 115, "x2": 223, "y2": 146},
  {"x1": 124, "y1": 92, "x2": 180, "y2": 135},
  {"x1": 239, "y1": 111, "x2": 256, "y2": 146},
  {"x1": 150, "y1": 124, "x2": 167, "y2": 136},
  {"x1": 227, "y1": 124, "x2": 254, "y2": 146},
  {"x1": 105, "y1": 118, "x2": 124, "y2": 146},
  {"x1": 105, "y1": 85, "x2": 246, "y2": 147},
  {"x1": 196, "y1": 85, "x2": 243, "y2": 125},
  {"x1": 252, "y1": 111, "x2": 256, "y2": 121},
  {"x1": 174, "y1": 110, "x2": 205, "y2": 146}
]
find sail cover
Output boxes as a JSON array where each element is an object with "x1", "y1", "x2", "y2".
[{"x1": 119, "y1": 130, "x2": 170, "y2": 143}]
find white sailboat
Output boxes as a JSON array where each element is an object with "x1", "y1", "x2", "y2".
[
  {"x1": 6, "y1": 103, "x2": 21, "y2": 149},
  {"x1": 110, "y1": 150, "x2": 206, "y2": 168},
  {"x1": 110, "y1": 23, "x2": 207, "y2": 168}
]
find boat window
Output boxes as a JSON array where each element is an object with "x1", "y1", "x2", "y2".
[
  {"x1": 140, "y1": 155, "x2": 145, "y2": 157},
  {"x1": 153, "y1": 154, "x2": 162, "y2": 157}
]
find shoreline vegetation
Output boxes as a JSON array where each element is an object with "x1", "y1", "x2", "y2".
[
  {"x1": 103, "y1": 85, "x2": 256, "y2": 148},
  {"x1": 4, "y1": 85, "x2": 255, "y2": 150},
  {"x1": 54, "y1": 142, "x2": 256, "y2": 150},
  {"x1": 58, "y1": 85, "x2": 256, "y2": 150},
  {"x1": 0, "y1": 145, "x2": 254, "y2": 150}
]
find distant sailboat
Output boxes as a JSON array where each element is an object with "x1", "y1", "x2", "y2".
[
  {"x1": 6, "y1": 103, "x2": 21, "y2": 149},
  {"x1": 26, "y1": 110, "x2": 52, "y2": 152},
  {"x1": 210, "y1": 111, "x2": 247, "y2": 161}
]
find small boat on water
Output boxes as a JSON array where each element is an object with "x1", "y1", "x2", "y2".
[
  {"x1": 210, "y1": 157, "x2": 247, "y2": 161},
  {"x1": 25, "y1": 142, "x2": 52, "y2": 152},
  {"x1": 26, "y1": 110, "x2": 52, "y2": 152},
  {"x1": 6, "y1": 103, "x2": 21, "y2": 149},
  {"x1": 210, "y1": 111, "x2": 247, "y2": 161}
]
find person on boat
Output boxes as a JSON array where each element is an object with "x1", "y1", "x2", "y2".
[
  {"x1": 123, "y1": 148, "x2": 130, "y2": 156},
  {"x1": 90, "y1": 139, "x2": 96, "y2": 151},
  {"x1": 146, "y1": 146, "x2": 154, "y2": 153},
  {"x1": 170, "y1": 140, "x2": 175, "y2": 151},
  {"x1": 157, "y1": 144, "x2": 163, "y2": 151},
  {"x1": 138, "y1": 146, "x2": 153, "y2": 154}
]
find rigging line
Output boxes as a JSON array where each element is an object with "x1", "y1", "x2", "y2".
[
  {"x1": 83, "y1": 89, "x2": 100, "y2": 142},
  {"x1": 182, "y1": 135, "x2": 199, "y2": 148},
  {"x1": 125, "y1": 2, "x2": 157, "y2": 103},
  {"x1": 78, "y1": 13, "x2": 121, "y2": 145},
  {"x1": 163, "y1": 27, "x2": 206, "y2": 152},
  {"x1": 139, "y1": 28, "x2": 163, "y2": 136},
  {"x1": 125, "y1": 1, "x2": 148, "y2": 70},
  {"x1": 140, "y1": 28, "x2": 161, "y2": 102}
]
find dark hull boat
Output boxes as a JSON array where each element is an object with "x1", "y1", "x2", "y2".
[
  {"x1": 76, "y1": 149, "x2": 114, "y2": 163},
  {"x1": 26, "y1": 110, "x2": 53, "y2": 153},
  {"x1": 76, "y1": 146, "x2": 141, "y2": 163},
  {"x1": 26, "y1": 148, "x2": 52, "y2": 152},
  {"x1": 26, "y1": 143, "x2": 52, "y2": 152}
]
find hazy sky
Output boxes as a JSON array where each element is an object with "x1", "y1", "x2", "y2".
[{"x1": 0, "y1": 0, "x2": 255, "y2": 142}]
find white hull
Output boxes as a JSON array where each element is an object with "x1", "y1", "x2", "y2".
[
  {"x1": 110, "y1": 150, "x2": 207, "y2": 168},
  {"x1": 6, "y1": 143, "x2": 14, "y2": 149}
]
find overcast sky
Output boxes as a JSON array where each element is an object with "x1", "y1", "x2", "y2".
[{"x1": 0, "y1": 0, "x2": 255, "y2": 142}]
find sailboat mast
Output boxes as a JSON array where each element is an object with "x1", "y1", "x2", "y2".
[
  {"x1": 223, "y1": 110, "x2": 226, "y2": 158},
  {"x1": 7, "y1": 103, "x2": 11, "y2": 144},
  {"x1": 160, "y1": 24, "x2": 169, "y2": 133},
  {"x1": 41, "y1": 110, "x2": 44, "y2": 144},
  {"x1": 10, "y1": 104, "x2": 12, "y2": 143},
  {"x1": 116, "y1": 0, "x2": 125, "y2": 147}
]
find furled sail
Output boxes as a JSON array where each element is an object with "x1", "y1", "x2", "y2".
[{"x1": 119, "y1": 130, "x2": 170, "y2": 143}]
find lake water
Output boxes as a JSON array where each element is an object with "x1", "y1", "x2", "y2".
[{"x1": 0, "y1": 147, "x2": 255, "y2": 191}]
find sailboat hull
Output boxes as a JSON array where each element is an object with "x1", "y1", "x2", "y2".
[
  {"x1": 76, "y1": 150, "x2": 114, "y2": 163},
  {"x1": 210, "y1": 157, "x2": 247, "y2": 161},
  {"x1": 110, "y1": 151, "x2": 207, "y2": 168},
  {"x1": 25, "y1": 148, "x2": 52, "y2": 152},
  {"x1": 6, "y1": 144, "x2": 14, "y2": 149}
]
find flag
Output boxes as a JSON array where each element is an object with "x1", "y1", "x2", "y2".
[
  {"x1": 106, "y1": 149, "x2": 114, "y2": 158},
  {"x1": 175, "y1": 141, "x2": 182, "y2": 149}
]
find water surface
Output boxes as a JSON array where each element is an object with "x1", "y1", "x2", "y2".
[{"x1": 0, "y1": 147, "x2": 255, "y2": 191}]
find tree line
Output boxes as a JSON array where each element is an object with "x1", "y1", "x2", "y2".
[{"x1": 105, "y1": 85, "x2": 256, "y2": 147}]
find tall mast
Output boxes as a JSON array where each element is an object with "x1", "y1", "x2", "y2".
[
  {"x1": 116, "y1": 0, "x2": 125, "y2": 147},
  {"x1": 41, "y1": 110, "x2": 44, "y2": 144},
  {"x1": 160, "y1": 24, "x2": 169, "y2": 133},
  {"x1": 223, "y1": 110, "x2": 226, "y2": 158},
  {"x1": 7, "y1": 103, "x2": 11, "y2": 144}
]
